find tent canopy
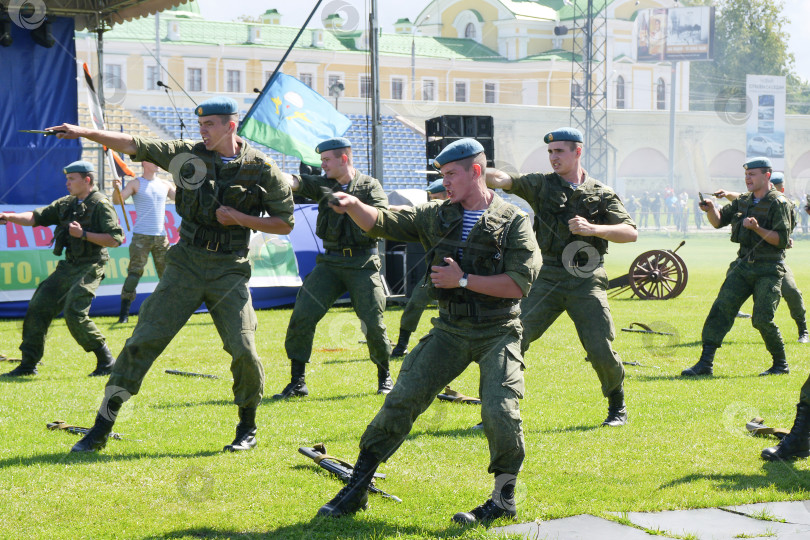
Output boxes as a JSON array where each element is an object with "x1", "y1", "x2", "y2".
[{"x1": 42, "y1": 0, "x2": 190, "y2": 31}]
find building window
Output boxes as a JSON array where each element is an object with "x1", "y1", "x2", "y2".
[
  {"x1": 455, "y1": 80, "x2": 468, "y2": 102},
  {"x1": 616, "y1": 75, "x2": 625, "y2": 109},
  {"x1": 187, "y1": 68, "x2": 202, "y2": 92},
  {"x1": 656, "y1": 78, "x2": 666, "y2": 110},
  {"x1": 422, "y1": 78, "x2": 436, "y2": 101},
  {"x1": 484, "y1": 82, "x2": 497, "y2": 104},
  {"x1": 146, "y1": 66, "x2": 159, "y2": 91},
  {"x1": 465, "y1": 23, "x2": 476, "y2": 39},
  {"x1": 227, "y1": 70, "x2": 242, "y2": 93},
  {"x1": 299, "y1": 73, "x2": 313, "y2": 88},
  {"x1": 571, "y1": 81, "x2": 584, "y2": 108},
  {"x1": 391, "y1": 77, "x2": 404, "y2": 100},
  {"x1": 104, "y1": 64, "x2": 122, "y2": 89},
  {"x1": 264, "y1": 71, "x2": 274, "y2": 85},
  {"x1": 360, "y1": 75, "x2": 371, "y2": 98},
  {"x1": 327, "y1": 74, "x2": 343, "y2": 96}
]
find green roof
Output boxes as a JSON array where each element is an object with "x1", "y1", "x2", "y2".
[
  {"x1": 98, "y1": 16, "x2": 505, "y2": 61},
  {"x1": 520, "y1": 49, "x2": 582, "y2": 62},
  {"x1": 526, "y1": 0, "x2": 616, "y2": 21}
]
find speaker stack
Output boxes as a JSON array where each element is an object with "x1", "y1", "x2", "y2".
[{"x1": 425, "y1": 115, "x2": 494, "y2": 180}]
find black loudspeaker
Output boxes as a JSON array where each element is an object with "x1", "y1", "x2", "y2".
[
  {"x1": 31, "y1": 19, "x2": 54, "y2": 48},
  {"x1": 385, "y1": 240, "x2": 427, "y2": 296},
  {"x1": 425, "y1": 115, "x2": 494, "y2": 174}
]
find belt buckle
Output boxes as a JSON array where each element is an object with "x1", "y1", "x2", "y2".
[
  {"x1": 342, "y1": 248, "x2": 352, "y2": 257},
  {"x1": 206, "y1": 240, "x2": 220, "y2": 252}
]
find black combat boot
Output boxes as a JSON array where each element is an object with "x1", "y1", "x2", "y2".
[
  {"x1": 70, "y1": 395, "x2": 123, "y2": 454},
  {"x1": 798, "y1": 321, "x2": 809, "y2": 344},
  {"x1": 1, "y1": 355, "x2": 38, "y2": 377},
  {"x1": 760, "y1": 357, "x2": 789, "y2": 376},
  {"x1": 224, "y1": 406, "x2": 257, "y2": 452},
  {"x1": 681, "y1": 344, "x2": 716, "y2": 376},
  {"x1": 377, "y1": 365, "x2": 393, "y2": 395},
  {"x1": 317, "y1": 450, "x2": 382, "y2": 517},
  {"x1": 89, "y1": 343, "x2": 115, "y2": 377},
  {"x1": 602, "y1": 389, "x2": 628, "y2": 427},
  {"x1": 272, "y1": 360, "x2": 308, "y2": 399},
  {"x1": 391, "y1": 329, "x2": 411, "y2": 358},
  {"x1": 762, "y1": 402, "x2": 810, "y2": 461},
  {"x1": 117, "y1": 298, "x2": 131, "y2": 324},
  {"x1": 452, "y1": 473, "x2": 518, "y2": 525}
]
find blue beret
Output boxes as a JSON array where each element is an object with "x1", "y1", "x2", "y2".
[
  {"x1": 744, "y1": 157, "x2": 772, "y2": 170},
  {"x1": 63, "y1": 160, "x2": 94, "y2": 174},
  {"x1": 195, "y1": 97, "x2": 238, "y2": 116},
  {"x1": 770, "y1": 171, "x2": 784, "y2": 184},
  {"x1": 433, "y1": 138, "x2": 484, "y2": 168},
  {"x1": 544, "y1": 127, "x2": 583, "y2": 144},
  {"x1": 316, "y1": 137, "x2": 351, "y2": 153},
  {"x1": 426, "y1": 179, "x2": 446, "y2": 194}
]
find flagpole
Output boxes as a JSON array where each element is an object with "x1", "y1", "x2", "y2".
[{"x1": 240, "y1": 0, "x2": 325, "y2": 128}]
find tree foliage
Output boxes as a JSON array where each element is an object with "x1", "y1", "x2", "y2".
[{"x1": 686, "y1": 0, "x2": 809, "y2": 114}]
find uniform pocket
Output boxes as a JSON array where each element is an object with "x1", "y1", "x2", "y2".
[{"x1": 502, "y1": 341, "x2": 525, "y2": 399}]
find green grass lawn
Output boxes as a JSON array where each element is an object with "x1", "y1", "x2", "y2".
[{"x1": 2, "y1": 231, "x2": 810, "y2": 539}]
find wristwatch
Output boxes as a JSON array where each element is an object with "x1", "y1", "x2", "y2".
[
  {"x1": 81, "y1": 230, "x2": 87, "y2": 240},
  {"x1": 458, "y1": 272, "x2": 469, "y2": 288}
]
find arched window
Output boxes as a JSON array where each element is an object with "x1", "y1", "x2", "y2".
[
  {"x1": 656, "y1": 78, "x2": 666, "y2": 110},
  {"x1": 616, "y1": 75, "x2": 625, "y2": 109},
  {"x1": 465, "y1": 23, "x2": 476, "y2": 39}
]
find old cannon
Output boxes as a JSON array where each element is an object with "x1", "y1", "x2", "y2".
[{"x1": 607, "y1": 241, "x2": 688, "y2": 300}]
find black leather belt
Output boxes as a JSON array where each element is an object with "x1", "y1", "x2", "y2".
[
  {"x1": 180, "y1": 238, "x2": 248, "y2": 257},
  {"x1": 438, "y1": 301, "x2": 519, "y2": 319},
  {"x1": 324, "y1": 247, "x2": 379, "y2": 257},
  {"x1": 542, "y1": 255, "x2": 603, "y2": 268}
]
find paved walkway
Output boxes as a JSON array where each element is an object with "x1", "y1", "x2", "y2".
[{"x1": 493, "y1": 501, "x2": 810, "y2": 539}]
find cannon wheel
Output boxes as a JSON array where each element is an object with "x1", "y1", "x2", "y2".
[{"x1": 628, "y1": 249, "x2": 688, "y2": 300}]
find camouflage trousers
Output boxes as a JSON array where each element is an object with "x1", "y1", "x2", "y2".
[
  {"x1": 360, "y1": 315, "x2": 525, "y2": 475},
  {"x1": 121, "y1": 233, "x2": 170, "y2": 301},
  {"x1": 20, "y1": 259, "x2": 106, "y2": 362},
  {"x1": 399, "y1": 284, "x2": 434, "y2": 333},
  {"x1": 520, "y1": 265, "x2": 624, "y2": 398},
  {"x1": 702, "y1": 259, "x2": 785, "y2": 358},
  {"x1": 107, "y1": 242, "x2": 263, "y2": 408},
  {"x1": 782, "y1": 264, "x2": 806, "y2": 328},
  {"x1": 285, "y1": 253, "x2": 391, "y2": 370}
]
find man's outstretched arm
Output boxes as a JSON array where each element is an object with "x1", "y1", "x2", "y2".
[{"x1": 48, "y1": 123, "x2": 137, "y2": 156}]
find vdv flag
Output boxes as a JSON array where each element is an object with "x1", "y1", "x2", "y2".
[{"x1": 239, "y1": 73, "x2": 351, "y2": 166}]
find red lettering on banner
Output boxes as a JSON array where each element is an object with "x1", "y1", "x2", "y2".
[
  {"x1": 32, "y1": 226, "x2": 54, "y2": 247},
  {"x1": 6, "y1": 223, "x2": 29, "y2": 248},
  {"x1": 129, "y1": 210, "x2": 138, "y2": 225},
  {"x1": 165, "y1": 211, "x2": 179, "y2": 243}
]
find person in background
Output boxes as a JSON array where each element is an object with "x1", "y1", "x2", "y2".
[{"x1": 113, "y1": 161, "x2": 176, "y2": 323}]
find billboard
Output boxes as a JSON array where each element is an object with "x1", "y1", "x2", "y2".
[
  {"x1": 746, "y1": 75, "x2": 786, "y2": 171},
  {"x1": 635, "y1": 6, "x2": 715, "y2": 62}
]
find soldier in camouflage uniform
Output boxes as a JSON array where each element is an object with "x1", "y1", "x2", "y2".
[
  {"x1": 486, "y1": 127, "x2": 638, "y2": 427},
  {"x1": 713, "y1": 172, "x2": 809, "y2": 344},
  {"x1": 274, "y1": 137, "x2": 393, "y2": 398},
  {"x1": 683, "y1": 157, "x2": 792, "y2": 377},
  {"x1": 316, "y1": 139, "x2": 540, "y2": 525},
  {"x1": 0, "y1": 161, "x2": 124, "y2": 378},
  {"x1": 48, "y1": 97, "x2": 295, "y2": 453},
  {"x1": 390, "y1": 179, "x2": 448, "y2": 357}
]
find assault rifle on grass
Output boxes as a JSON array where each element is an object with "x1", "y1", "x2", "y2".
[{"x1": 299, "y1": 443, "x2": 402, "y2": 502}]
